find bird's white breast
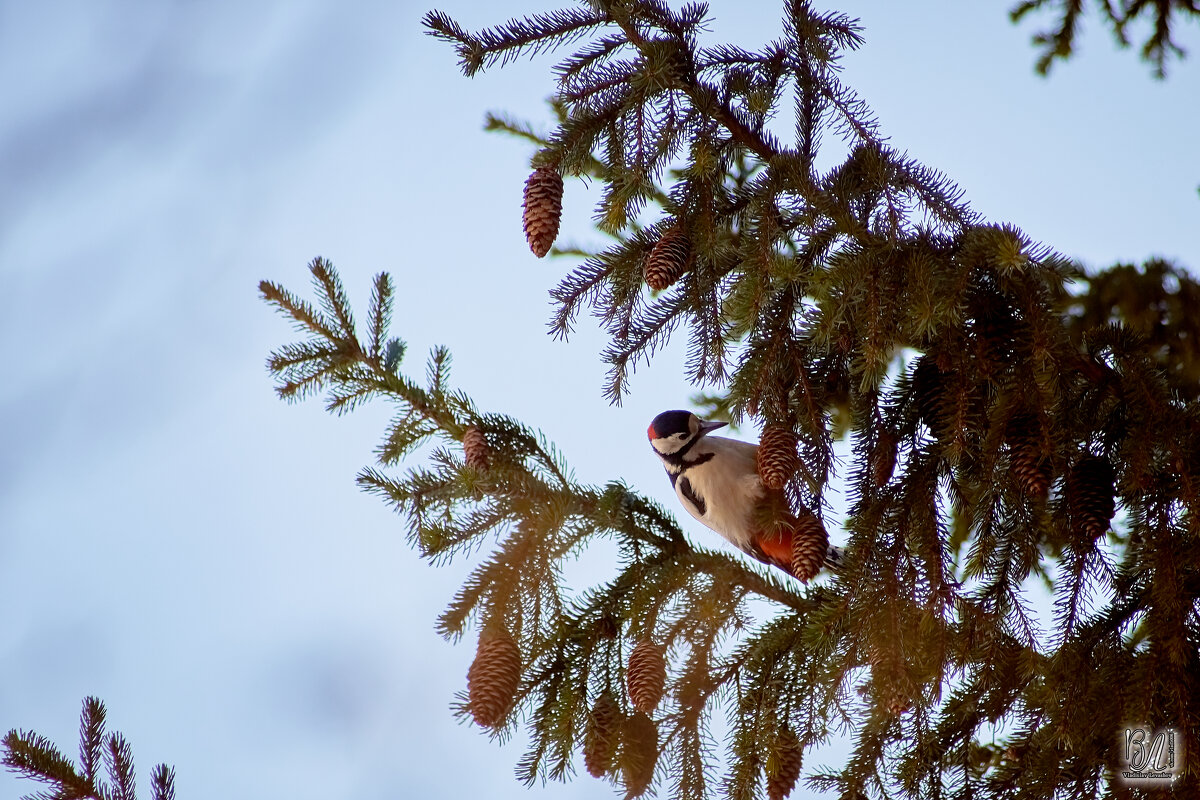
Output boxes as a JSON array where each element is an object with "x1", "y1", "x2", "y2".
[{"x1": 675, "y1": 436, "x2": 764, "y2": 553}]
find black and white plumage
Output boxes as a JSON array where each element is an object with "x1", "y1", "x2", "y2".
[{"x1": 647, "y1": 410, "x2": 843, "y2": 577}]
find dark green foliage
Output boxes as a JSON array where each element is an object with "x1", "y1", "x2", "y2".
[
  {"x1": 3, "y1": 697, "x2": 175, "y2": 800},
  {"x1": 260, "y1": 1, "x2": 1200, "y2": 798},
  {"x1": 1066, "y1": 258, "x2": 1200, "y2": 401},
  {"x1": 1011, "y1": 0, "x2": 1200, "y2": 76}
]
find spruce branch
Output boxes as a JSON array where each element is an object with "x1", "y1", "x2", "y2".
[
  {"x1": 258, "y1": 1, "x2": 1200, "y2": 797},
  {"x1": 423, "y1": 7, "x2": 609, "y2": 76},
  {"x1": 366, "y1": 271, "x2": 393, "y2": 363},
  {"x1": 3, "y1": 697, "x2": 175, "y2": 800},
  {"x1": 79, "y1": 696, "x2": 106, "y2": 786},
  {"x1": 262, "y1": 256, "x2": 892, "y2": 797},
  {"x1": 3, "y1": 729, "x2": 89, "y2": 798},
  {"x1": 432, "y1": 0, "x2": 981, "y2": 406},
  {"x1": 609, "y1": 7, "x2": 782, "y2": 164},
  {"x1": 107, "y1": 734, "x2": 136, "y2": 800},
  {"x1": 1011, "y1": 0, "x2": 1199, "y2": 76},
  {"x1": 483, "y1": 110, "x2": 548, "y2": 146},
  {"x1": 149, "y1": 766, "x2": 175, "y2": 800},
  {"x1": 267, "y1": 249, "x2": 1200, "y2": 797}
]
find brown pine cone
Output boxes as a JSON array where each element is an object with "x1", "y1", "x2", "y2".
[
  {"x1": 626, "y1": 639, "x2": 667, "y2": 714},
  {"x1": 462, "y1": 426, "x2": 490, "y2": 471},
  {"x1": 871, "y1": 429, "x2": 897, "y2": 488},
  {"x1": 644, "y1": 226, "x2": 691, "y2": 290},
  {"x1": 1007, "y1": 415, "x2": 1050, "y2": 501},
  {"x1": 790, "y1": 509, "x2": 829, "y2": 583},
  {"x1": 467, "y1": 629, "x2": 521, "y2": 728},
  {"x1": 1068, "y1": 455, "x2": 1116, "y2": 540},
  {"x1": 766, "y1": 727, "x2": 803, "y2": 800},
  {"x1": 522, "y1": 166, "x2": 563, "y2": 258},
  {"x1": 758, "y1": 425, "x2": 801, "y2": 490},
  {"x1": 619, "y1": 712, "x2": 658, "y2": 799},
  {"x1": 584, "y1": 693, "x2": 622, "y2": 778}
]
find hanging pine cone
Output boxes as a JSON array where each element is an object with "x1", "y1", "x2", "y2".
[
  {"x1": 1007, "y1": 415, "x2": 1050, "y2": 501},
  {"x1": 912, "y1": 356, "x2": 946, "y2": 430},
  {"x1": 766, "y1": 727, "x2": 803, "y2": 800},
  {"x1": 758, "y1": 425, "x2": 801, "y2": 490},
  {"x1": 467, "y1": 629, "x2": 521, "y2": 729},
  {"x1": 790, "y1": 509, "x2": 829, "y2": 583},
  {"x1": 626, "y1": 639, "x2": 667, "y2": 713},
  {"x1": 619, "y1": 712, "x2": 658, "y2": 799},
  {"x1": 871, "y1": 429, "x2": 897, "y2": 488},
  {"x1": 522, "y1": 166, "x2": 563, "y2": 258},
  {"x1": 1068, "y1": 455, "x2": 1116, "y2": 540},
  {"x1": 462, "y1": 426, "x2": 490, "y2": 471},
  {"x1": 584, "y1": 693, "x2": 622, "y2": 779},
  {"x1": 644, "y1": 226, "x2": 691, "y2": 291}
]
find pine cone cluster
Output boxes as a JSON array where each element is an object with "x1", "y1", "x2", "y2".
[
  {"x1": 467, "y1": 629, "x2": 521, "y2": 728},
  {"x1": 644, "y1": 226, "x2": 691, "y2": 290},
  {"x1": 626, "y1": 639, "x2": 667, "y2": 713},
  {"x1": 584, "y1": 693, "x2": 622, "y2": 778},
  {"x1": 462, "y1": 426, "x2": 490, "y2": 471},
  {"x1": 791, "y1": 509, "x2": 829, "y2": 583},
  {"x1": 619, "y1": 712, "x2": 658, "y2": 798},
  {"x1": 766, "y1": 727, "x2": 803, "y2": 800},
  {"x1": 522, "y1": 166, "x2": 563, "y2": 258},
  {"x1": 1068, "y1": 455, "x2": 1116, "y2": 540},
  {"x1": 758, "y1": 425, "x2": 800, "y2": 490},
  {"x1": 1007, "y1": 414, "x2": 1050, "y2": 501}
]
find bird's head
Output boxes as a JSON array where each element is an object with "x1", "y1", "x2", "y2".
[{"x1": 647, "y1": 410, "x2": 727, "y2": 459}]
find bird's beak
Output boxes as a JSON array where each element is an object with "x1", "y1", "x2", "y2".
[{"x1": 698, "y1": 420, "x2": 727, "y2": 437}]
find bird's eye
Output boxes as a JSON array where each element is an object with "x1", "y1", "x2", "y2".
[{"x1": 675, "y1": 432, "x2": 687, "y2": 440}]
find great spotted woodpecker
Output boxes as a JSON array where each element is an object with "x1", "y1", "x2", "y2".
[{"x1": 647, "y1": 410, "x2": 843, "y2": 577}]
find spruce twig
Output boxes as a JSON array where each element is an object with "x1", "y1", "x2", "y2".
[{"x1": 3, "y1": 697, "x2": 176, "y2": 800}]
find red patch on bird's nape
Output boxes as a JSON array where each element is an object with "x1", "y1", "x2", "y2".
[{"x1": 647, "y1": 423, "x2": 657, "y2": 440}]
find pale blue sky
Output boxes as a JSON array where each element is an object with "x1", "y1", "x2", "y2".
[{"x1": 2, "y1": 2, "x2": 1197, "y2": 799}]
